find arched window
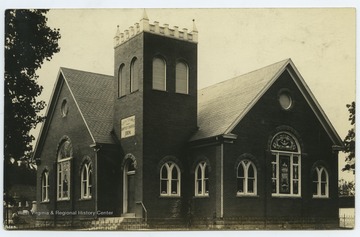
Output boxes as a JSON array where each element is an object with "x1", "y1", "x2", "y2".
[
  {"x1": 130, "y1": 57, "x2": 139, "y2": 93},
  {"x1": 118, "y1": 64, "x2": 125, "y2": 97},
  {"x1": 195, "y1": 161, "x2": 209, "y2": 196},
  {"x1": 152, "y1": 57, "x2": 166, "y2": 91},
  {"x1": 81, "y1": 162, "x2": 92, "y2": 199},
  {"x1": 160, "y1": 162, "x2": 180, "y2": 196},
  {"x1": 270, "y1": 132, "x2": 301, "y2": 197},
  {"x1": 41, "y1": 171, "x2": 49, "y2": 202},
  {"x1": 237, "y1": 160, "x2": 257, "y2": 195},
  {"x1": 176, "y1": 61, "x2": 189, "y2": 94},
  {"x1": 313, "y1": 166, "x2": 329, "y2": 198},
  {"x1": 57, "y1": 140, "x2": 72, "y2": 200}
]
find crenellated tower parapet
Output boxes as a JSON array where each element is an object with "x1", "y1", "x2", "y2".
[{"x1": 114, "y1": 10, "x2": 198, "y2": 48}]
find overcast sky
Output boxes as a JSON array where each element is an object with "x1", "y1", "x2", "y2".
[{"x1": 29, "y1": 8, "x2": 356, "y2": 180}]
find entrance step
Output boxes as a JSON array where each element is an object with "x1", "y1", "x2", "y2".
[
  {"x1": 86, "y1": 216, "x2": 147, "y2": 230},
  {"x1": 122, "y1": 213, "x2": 136, "y2": 218}
]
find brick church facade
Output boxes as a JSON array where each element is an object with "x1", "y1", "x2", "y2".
[{"x1": 33, "y1": 11, "x2": 343, "y2": 229}]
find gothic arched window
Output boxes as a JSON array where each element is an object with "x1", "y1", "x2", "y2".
[
  {"x1": 237, "y1": 160, "x2": 257, "y2": 196},
  {"x1": 81, "y1": 162, "x2": 92, "y2": 199},
  {"x1": 195, "y1": 161, "x2": 209, "y2": 196},
  {"x1": 160, "y1": 162, "x2": 180, "y2": 196},
  {"x1": 41, "y1": 170, "x2": 49, "y2": 202},
  {"x1": 313, "y1": 166, "x2": 329, "y2": 198}
]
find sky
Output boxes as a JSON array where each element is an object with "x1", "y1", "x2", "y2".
[{"x1": 29, "y1": 8, "x2": 356, "y2": 181}]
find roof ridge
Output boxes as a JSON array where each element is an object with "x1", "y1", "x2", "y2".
[
  {"x1": 60, "y1": 67, "x2": 114, "y2": 78},
  {"x1": 199, "y1": 58, "x2": 290, "y2": 91}
]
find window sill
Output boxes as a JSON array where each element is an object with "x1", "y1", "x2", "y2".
[
  {"x1": 175, "y1": 92, "x2": 190, "y2": 95},
  {"x1": 271, "y1": 194, "x2": 301, "y2": 198},
  {"x1": 117, "y1": 95, "x2": 126, "y2": 99},
  {"x1": 130, "y1": 89, "x2": 140, "y2": 94},
  {"x1": 193, "y1": 195, "x2": 210, "y2": 199},
  {"x1": 79, "y1": 197, "x2": 92, "y2": 201},
  {"x1": 57, "y1": 198, "x2": 71, "y2": 202},
  {"x1": 41, "y1": 200, "x2": 50, "y2": 204},
  {"x1": 236, "y1": 194, "x2": 259, "y2": 198},
  {"x1": 152, "y1": 88, "x2": 167, "y2": 93},
  {"x1": 159, "y1": 195, "x2": 181, "y2": 199},
  {"x1": 312, "y1": 196, "x2": 329, "y2": 199}
]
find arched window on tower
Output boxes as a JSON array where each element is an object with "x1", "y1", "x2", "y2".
[
  {"x1": 130, "y1": 57, "x2": 139, "y2": 93},
  {"x1": 118, "y1": 64, "x2": 125, "y2": 97},
  {"x1": 152, "y1": 57, "x2": 166, "y2": 91},
  {"x1": 176, "y1": 61, "x2": 189, "y2": 94}
]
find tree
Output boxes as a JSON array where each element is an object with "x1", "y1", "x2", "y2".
[
  {"x1": 342, "y1": 101, "x2": 355, "y2": 174},
  {"x1": 4, "y1": 9, "x2": 61, "y2": 163},
  {"x1": 338, "y1": 179, "x2": 355, "y2": 196}
]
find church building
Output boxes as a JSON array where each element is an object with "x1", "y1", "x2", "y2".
[{"x1": 33, "y1": 11, "x2": 343, "y2": 229}]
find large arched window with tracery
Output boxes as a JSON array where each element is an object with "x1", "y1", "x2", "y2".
[
  {"x1": 57, "y1": 140, "x2": 72, "y2": 200},
  {"x1": 270, "y1": 132, "x2": 301, "y2": 197}
]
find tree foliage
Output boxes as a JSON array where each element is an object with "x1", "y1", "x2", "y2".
[
  {"x1": 342, "y1": 101, "x2": 355, "y2": 173},
  {"x1": 4, "y1": 9, "x2": 61, "y2": 162},
  {"x1": 338, "y1": 179, "x2": 355, "y2": 196}
]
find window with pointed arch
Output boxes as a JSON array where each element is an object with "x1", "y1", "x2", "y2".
[
  {"x1": 237, "y1": 160, "x2": 257, "y2": 196},
  {"x1": 195, "y1": 161, "x2": 209, "y2": 197},
  {"x1": 175, "y1": 61, "x2": 189, "y2": 94},
  {"x1": 152, "y1": 57, "x2": 166, "y2": 91},
  {"x1": 118, "y1": 64, "x2": 125, "y2": 97},
  {"x1": 57, "y1": 140, "x2": 72, "y2": 200},
  {"x1": 81, "y1": 162, "x2": 92, "y2": 199},
  {"x1": 270, "y1": 132, "x2": 301, "y2": 197},
  {"x1": 41, "y1": 170, "x2": 50, "y2": 202},
  {"x1": 312, "y1": 166, "x2": 329, "y2": 198},
  {"x1": 130, "y1": 57, "x2": 139, "y2": 93},
  {"x1": 160, "y1": 162, "x2": 180, "y2": 197}
]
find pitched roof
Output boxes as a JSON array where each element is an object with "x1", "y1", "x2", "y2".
[
  {"x1": 61, "y1": 68, "x2": 115, "y2": 144},
  {"x1": 191, "y1": 59, "x2": 291, "y2": 141}
]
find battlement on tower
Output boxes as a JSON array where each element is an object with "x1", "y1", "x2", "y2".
[{"x1": 113, "y1": 10, "x2": 198, "y2": 48}]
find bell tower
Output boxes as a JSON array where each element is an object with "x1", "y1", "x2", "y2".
[{"x1": 113, "y1": 10, "x2": 198, "y2": 217}]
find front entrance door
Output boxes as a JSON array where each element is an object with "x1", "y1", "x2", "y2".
[{"x1": 123, "y1": 159, "x2": 136, "y2": 214}]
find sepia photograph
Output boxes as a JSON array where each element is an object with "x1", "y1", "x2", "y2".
[{"x1": 2, "y1": 7, "x2": 356, "y2": 231}]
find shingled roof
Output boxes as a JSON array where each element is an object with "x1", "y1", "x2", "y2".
[
  {"x1": 61, "y1": 68, "x2": 115, "y2": 144},
  {"x1": 191, "y1": 59, "x2": 290, "y2": 141}
]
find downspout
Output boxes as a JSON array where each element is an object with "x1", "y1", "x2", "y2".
[
  {"x1": 90, "y1": 143, "x2": 101, "y2": 219},
  {"x1": 220, "y1": 143, "x2": 224, "y2": 218}
]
